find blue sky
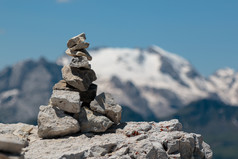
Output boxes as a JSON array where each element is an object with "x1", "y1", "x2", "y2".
[{"x1": 0, "y1": 0, "x2": 237, "y2": 76}]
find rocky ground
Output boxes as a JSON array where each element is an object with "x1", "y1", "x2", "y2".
[{"x1": 0, "y1": 119, "x2": 212, "y2": 159}]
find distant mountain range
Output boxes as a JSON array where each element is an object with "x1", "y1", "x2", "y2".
[
  {"x1": 0, "y1": 46, "x2": 238, "y2": 124},
  {"x1": 1, "y1": 46, "x2": 238, "y2": 158}
]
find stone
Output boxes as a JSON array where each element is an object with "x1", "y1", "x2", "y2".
[
  {"x1": 67, "y1": 32, "x2": 86, "y2": 48},
  {"x1": 62, "y1": 65, "x2": 97, "y2": 91},
  {"x1": 50, "y1": 90, "x2": 81, "y2": 113},
  {"x1": 80, "y1": 84, "x2": 97, "y2": 103},
  {"x1": 37, "y1": 105, "x2": 80, "y2": 138},
  {"x1": 0, "y1": 153, "x2": 23, "y2": 159},
  {"x1": 179, "y1": 133, "x2": 195, "y2": 159},
  {"x1": 5, "y1": 119, "x2": 212, "y2": 159},
  {"x1": 0, "y1": 134, "x2": 27, "y2": 154},
  {"x1": 70, "y1": 56, "x2": 91, "y2": 69},
  {"x1": 65, "y1": 48, "x2": 92, "y2": 61},
  {"x1": 90, "y1": 93, "x2": 122, "y2": 124},
  {"x1": 70, "y1": 42, "x2": 90, "y2": 51},
  {"x1": 53, "y1": 80, "x2": 79, "y2": 92},
  {"x1": 78, "y1": 107, "x2": 113, "y2": 133},
  {"x1": 122, "y1": 122, "x2": 152, "y2": 137},
  {"x1": 154, "y1": 119, "x2": 182, "y2": 132}
]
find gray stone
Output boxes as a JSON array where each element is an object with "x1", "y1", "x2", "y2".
[
  {"x1": 78, "y1": 107, "x2": 113, "y2": 133},
  {"x1": 0, "y1": 153, "x2": 24, "y2": 159},
  {"x1": 179, "y1": 134, "x2": 195, "y2": 159},
  {"x1": 67, "y1": 33, "x2": 86, "y2": 48},
  {"x1": 90, "y1": 93, "x2": 122, "y2": 124},
  {"x1": 65, "y1": 48, "x2": 92, "y2": 61},
  {"x1": 62, "y1": 65, "x2": 97, "y2": 91},
  {"x1": 50, "y1": 90, "x2": 81, "y2": 113},
  {"x1": 166, "y1": 139, "x2": 180, "y2": 154},
  {"x1": 70, "y1": 56, "x2": 91, "y2": 69},
  {"x1": 70, "y1": 42, "x2": 90, "y2": 51},
  {"x1": 151, "y1": 142, "x2": 168, "y2": 159},
  {"x1": 0, "y1": 134, "x2": 27, "y2": 154},
  {"x1": 37, "y1": 105, "x2": 80, "y2": 138},
  {"x1": 80, "y1": 84, "x2": 97, "y2": 103}
]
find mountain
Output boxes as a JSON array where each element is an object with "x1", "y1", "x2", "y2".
[
  {"x1": 0, "y1": 58, "x2": 62, "y2": 124},
  {"x1": 163, "y1": 99, "x2": 238, "y2": 159},
  {"x1": 1, "y1": 45, "x2": 238, "y2": 123},
  {"x1": 57, "y1": 46, "x2": 238, "y2": 118},
  {"x1": 208, "y1": 68, "x2": 238, "y2": 105}
]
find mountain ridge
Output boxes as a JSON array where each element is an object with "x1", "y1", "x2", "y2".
[{"x1": 0, "y1": 45, "x2": 238, "y2": 123}]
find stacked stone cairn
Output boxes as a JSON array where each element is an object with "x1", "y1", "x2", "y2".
[{"x1": 37, "y1": 33, "x2": 122, "y2": 138}]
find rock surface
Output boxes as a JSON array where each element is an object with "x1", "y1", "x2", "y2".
[
  {"x1": 90, "y1": 93, "x2": 122, "y2": 124},
  {"x1": 0, "y1": 134, "x2": 27, "y2": 154},
  {"x1": 70, "y1": 56, "x2": 91, "y2": 69},
  {"x1": 50, "y1": 90, "x2": 81, "y2": 113},
  {"x1": 62, "y1": 65, "x2": 97, "y2": 91},
  {"x1": 37, "y1": 105, "x2": 80, "y2": 138},
  {"x1": 78, "y1": 107, "x2": 113, "y2": 133},
  {"x1": 0, "y1": 119, "x2": 212, "y2": 159}
]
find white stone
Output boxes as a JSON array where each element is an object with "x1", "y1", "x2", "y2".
[
  {"x1": 50, "y1": 90, "x2": 81, "y2": 113},
  {"x1": 90, "y1": 93, "x2": 122, "y2": 124},
  {"x1": 37, "y1": 105, "x2": 80, "y2": 138}
]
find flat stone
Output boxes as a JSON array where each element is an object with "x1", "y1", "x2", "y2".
[
  {"x1": 70, "y1": 56, "x2": 91, "y2": 69},
  {"x1": 53, "y1": 80, "x2": 79, "y2": 92},
  {"x1": 62, "y1": 65, "x2": 97, "y2": 91},
  {"x1": 50, "y1": 90, "x2": 81, "y2": 113},
  {"x1": 90, "y1": 93, "x2": 122, "y2": 124},
  {"x1": 67, "y1": 33, "x2": 86, "y2": 48},
  {"x1": 80, "y1": 84, "x2": 97, "y2": 103},
  {"x1": 70, "y1": 42, "x2": 90, "y2": 51},
  {"x1": 65, "y1": 48, "x2": 92, "y2": 61},
  {"x1": 0, "y1": 134, "x2": 27, "y2": 154},
  {"x1": 78, "y1": 107, "x2": 113, "y2": 133},
  {"x1": 37, "y1": 105, "x2": 80, "y2": 138}
]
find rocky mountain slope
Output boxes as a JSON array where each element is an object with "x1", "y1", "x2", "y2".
[
  {"x1": 0, "y1": 58, "x2": 62, "y2": 123},
  {"x1": 0, "y1": 119, "x2": 212, "y2": 159}
]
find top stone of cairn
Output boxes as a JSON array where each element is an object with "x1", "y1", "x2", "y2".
[{"x1": 66, "y1": 33, "x2": 92, "y2": 61}]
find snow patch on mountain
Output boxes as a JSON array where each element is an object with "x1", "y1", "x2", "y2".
[{"x1": 57, "y1": 46, "x2": 219, "y2": 117}]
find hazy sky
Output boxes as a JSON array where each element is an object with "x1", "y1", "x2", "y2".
[{"x1": 0, "y1": 0, "x2": 237, "y2": 76}]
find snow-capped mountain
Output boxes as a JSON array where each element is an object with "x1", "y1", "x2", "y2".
[
  {"x1": 209, "y1": 68, "x2": 238, "y2": 105},
  {"x1": 57, "y1": 46, "x2": 237, "y2": 118},
  {"x1": 1, "y1": 45, "x2": 237, "y2": 123}
]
